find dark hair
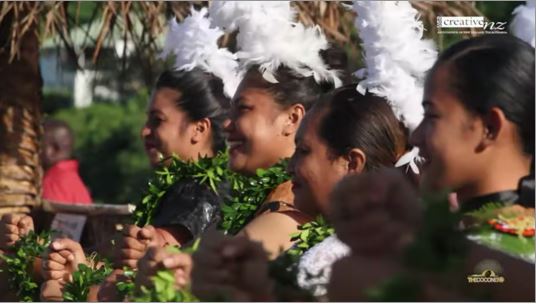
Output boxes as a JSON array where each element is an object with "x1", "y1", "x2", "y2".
[
  {"x1": 430, "y1": 34, "x2": 535, "y2": 156},
  {"x1": 315, "y1": 84, "x2": 408, "y2": 172},
  {"x1": 243, "y1": 45, "x2": 349, "y2": 111},
  {"x1": 155, "y1": 68, "x2": 230, "y2": 153}
]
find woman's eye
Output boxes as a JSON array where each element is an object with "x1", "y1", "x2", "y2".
[
  {"x1": 424, "y1": 112, "x2": 439, "y2": 119},
  {"x1": 149, "y1": 116, "x2": 163, "y2": 126},
  {"x1": 238, "y1": 105, "x2": 251, "y2": 113},
  {"x1": 297, "y1": 146, "x2": 310, "y2": 155}
]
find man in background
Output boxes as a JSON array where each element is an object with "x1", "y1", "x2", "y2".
[{"x1": 42, "y1": 119, "x2": 92, "y2": 204}]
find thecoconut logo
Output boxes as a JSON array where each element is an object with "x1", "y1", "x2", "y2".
[{"x1": 466, "y1": 259, "x2": 506, "y2": 284}]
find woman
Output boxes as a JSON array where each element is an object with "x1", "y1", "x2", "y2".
[
  {"x1": 115, "y1": 68, "x2": 231, "y2": 267},
  {"x1": 329, "y1": 34, "x2": 535, "y2": 301},
  {"x1": 411, "y1": 34, "x2": 534, "y2": 210},
  {"x1": 224, "y1": 64, "x2": 339, "y2": 258},
  {"x1": 41, "y1": 7, "x2": 240, "y2": 301},
  {"x1": 132, "y1": 45, "x2": 347, "y2": 301},
  {"x1": 190, "y1": 84, "x2": 412, "y2": 300},
  {"x1": 40, "y1": 68, "x2": 233, "y2": 302}
]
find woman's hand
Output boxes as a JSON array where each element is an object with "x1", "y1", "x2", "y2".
[
  {"x1": 96, "y1": 268, "x2": 126, "y2": 302},
  {"x1": 329, "y1": 168, "x2": 421, "y2": 257},
  {"x1": 328, "y1": 255, "x2": 402, "y2": 301},
  {"x1": 191, "y1": 228, "x2": 274, "y2": 301},
  {"x1": 40, "y1": 279, "x2": 65, "y2": 302},
  {"x1": 114, "y1": 225, "x2": 157, "y2": 269},
  {"x1": 41, "y1": 238, "x2": 87, "y2": 283},
  {"x1": 0, "y1": 214, "x2": 34, "y2": 250},
  {"x1": 136, "y1": 246, "x2": 193, "y2": 290}
]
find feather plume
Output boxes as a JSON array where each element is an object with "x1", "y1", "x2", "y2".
[
  {"x1": 352, "y1": 1, "x2": 437, "y2": 131},
  {"x1": 160, "y1": 7, "x2": 240, "y2": 98},
  {"x1": 352, "y1": 1, "x2": 438, "y2": 173},
  {"x1": 510, "y1": 1, "x2": 535, "y2": 47},
  {"x1": 208, "y1": 1, "x2": 295, "y2": 32},
  {"x1": 209, "y1": 0, "x2": 342, "y2": 87}
]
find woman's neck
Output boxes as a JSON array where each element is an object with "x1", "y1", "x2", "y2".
[{"x1": 457, "y1": 154, "x2": 532, "y2": 203}]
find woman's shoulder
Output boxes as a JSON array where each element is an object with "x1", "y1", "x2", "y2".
[
  {"x1": 255, "y1": 181, "x2": 311, "y2": 224},
  {"x1": 263, "y1": 180, "x2": 294, "y2": 205}
]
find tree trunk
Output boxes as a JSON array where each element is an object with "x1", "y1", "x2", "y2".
[{"x1": 0, "y1": 3, "x2": 43, "y2": 215}]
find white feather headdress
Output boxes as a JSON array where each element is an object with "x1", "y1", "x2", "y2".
[
  {"x1": 353, "y1": 1, "x2": 437, "y2": 131},
  {"x1": 208, "y1": 1, "x2": 295, "y2": 33},
  {"x1": 352, "y1": 1, "x2": 438, "y2": 173},
  {"x1": 209, "y1": 1, "x2": 342, "y2": 87},
  {"x1": 160, "y1": 7, "x2": 240, "y2": 98},
  {"x1": 510, "y1": 1, "x2": 535, "y2": 47}
]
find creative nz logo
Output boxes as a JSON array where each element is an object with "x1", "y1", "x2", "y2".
[{"x1": 437, "y1": 16, "x2": 507, "y2": 33}]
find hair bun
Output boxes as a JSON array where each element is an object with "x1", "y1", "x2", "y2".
[{"x1": 518, "y1": 174, "x2": 535, "y2": 208}]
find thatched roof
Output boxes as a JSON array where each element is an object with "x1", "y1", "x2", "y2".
[{"x1": 0, "y1": 1, "x2": 484, "y2": 64}]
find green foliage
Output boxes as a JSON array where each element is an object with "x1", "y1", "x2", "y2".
[
  {"x1": 404, "y1": 193, "x2": 467, "y2": 273},
  {"x1": 43, "y1": 88, "x2": 73, "y2": 115},
  {"x1": 468, "y1": 226, "x2": 535, "y2": 262},
  {"x1": 476, "y1": 1, "x2": 524, "y2": 23},
  {"x1": 134, "y1": 152, "x2": 230, "y2": 227},
  {"x1": 117, "y1": 242, "x2": 201, "y2": 301},
  {"x1": 115, "y1": 267, "x2": 136, "y2": 300},
  {"x1": 465, "y1": 202, "x2": 505, "y2": 223},
  {"x1": 133, "y1": 270, "x2": 199, "y2": 302},
  {"x1": 364, "y1": 274, "x2": 421, "y2": 302},
  {"x1": 219, "y1": 159, "x2": 291, "y2": 235},
  {"x1": 465, "y1": 202, "x2": 535, "y2": 261},
  {"x1": 53, "y1": 91, "x2": 151, "y2": 204},
  {"x1": 269, "y1": 216, "x2": 334, "y2": 301},
  {"x1": 63, "y1": 256, "x2": 113, "y2": 302},
  {"x1": 287, "y1": 216, "x2": 334, "y2": 257},
  {"x1": 0, "y1": 231, "x2": 52, "y2": 302}
]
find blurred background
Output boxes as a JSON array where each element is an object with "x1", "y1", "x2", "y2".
[{"x1": 0, "y1": 1, "x2": 524, "y2": 206}]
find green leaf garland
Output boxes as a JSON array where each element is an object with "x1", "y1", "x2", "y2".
[
  {"x1": 465, "y1": 202, "x2": 535, "y2": 262},
  {"x1": 62, "y1": 254, "x2": 113, "y2": 302},
  {"x1": 219, "y1": 159, "x2": 291, "y2": 235},
  {"x1": 117, "y1": 241, "x2": 201, "y2": 302},
  {"x1": 269, "y1": 216, "x2": 334, "y2": 301},
  {"x1": 133, "y1": 152, "x2": 230, "y2": 227},
  {"x1": 0, "y1": 230, "x2": 52, "y2": 302}
]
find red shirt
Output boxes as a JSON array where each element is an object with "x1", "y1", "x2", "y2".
[{"x1": 42, "y1": 160, "x2": 92, "y2": 204}]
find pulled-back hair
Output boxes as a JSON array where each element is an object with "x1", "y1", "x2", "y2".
[
  {"x1": 315, "y1": 84, "x2": 408, "y2": 172},
  {"x1": 241, "y1": 45, "x2": 349, "y2": 111},
  {"x1": 430, "y1": 34, "x2": 535, "y2": 156},
  {"x1": 155, "y1": 68, "x2": 230, "y2": 153}
]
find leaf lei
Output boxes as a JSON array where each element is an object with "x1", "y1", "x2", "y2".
[
  {"x1": 0, "y1": 230, "x2": 52, "y2": 302},
  {"x1": 62, "y1": 254, "x2": 113, "y2": 302},
  {"x1": 219, "y1": 159, "x2": 291, "y2": 235},
  {"x1": 133, "y1": 152, "x2": 230, "y2": 227},
  {"x1": 115, "y1": 266, "x2": 136, "y2": 300},
  {"x1": 118, "y1": 240, "x2": 201, "y2": 302},
  {"x1": 465, "y1": 202, "x2": 535, "y2": 261},
  {"x1": 133, "y1": 270, "x2": 199, "y2": 302},
  {"x1": 269, "y1": 216, "x2": 334, "y2": 300}
]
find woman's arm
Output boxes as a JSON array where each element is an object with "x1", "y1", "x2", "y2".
[{"x1": 237, "y1": 211, "x2": 300, "y2": 260}]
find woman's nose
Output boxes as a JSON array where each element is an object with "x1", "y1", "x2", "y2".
[{"x1": 141, "y1": 124, "x2": 151, "y2": 139}]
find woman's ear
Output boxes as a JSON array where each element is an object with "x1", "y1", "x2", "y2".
[
  {"x1": 479, "y1": 106, "x2": 506, "y2": 150},
  {"x1": 282, "y1": 104, "x2": 306, "y2": 136},
  {"x1": 191, "y1": 118, "x2": 212, "y2": 144},
  {"x1": 346, "y1": 148, "x2": 366, "y2": 174}
]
